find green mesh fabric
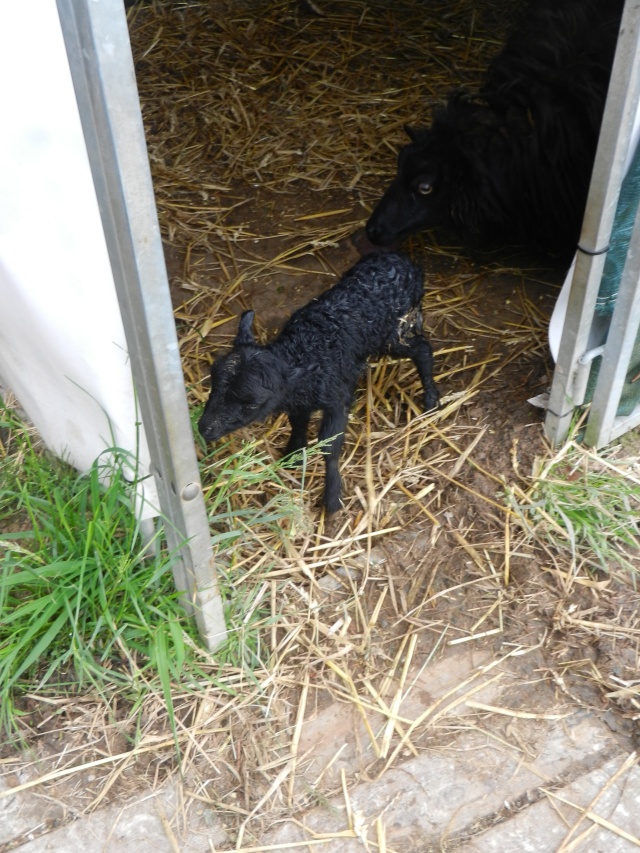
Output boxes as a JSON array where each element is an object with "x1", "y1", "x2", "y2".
[{"x1": 585, "y1": 141, "x2": 640, "y2": 415}]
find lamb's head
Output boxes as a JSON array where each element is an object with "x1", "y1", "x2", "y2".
[{"x1": 198, "y1": 311, "x2": 286, "y2": 443}]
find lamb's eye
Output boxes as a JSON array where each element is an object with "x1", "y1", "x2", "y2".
[{"x1": 417, "y1": 181, "x2": 433, "y2": 196}]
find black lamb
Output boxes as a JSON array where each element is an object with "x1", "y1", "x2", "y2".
[
  {"x1": 198, "y1": 252, "x2": 439, "y2": 513},
  {"x1": 365, "y1": 0, "x2": 624, "y2": 258}
]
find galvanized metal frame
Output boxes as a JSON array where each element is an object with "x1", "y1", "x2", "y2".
[
  {"x1": 55, "y1": 0, "x2": 226, "y2": 650},
  {"x1": 545, "y1": 0, "x2": 640, "y2": 448}
]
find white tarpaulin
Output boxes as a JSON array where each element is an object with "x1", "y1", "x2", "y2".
[{"x1": 0, "y1": 0, "x2": 158, "y2": 518}]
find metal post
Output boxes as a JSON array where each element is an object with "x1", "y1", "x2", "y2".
[
  {"x1": 544, "y1": 0, "x2": 640, "y2": 445},
  {"x1": 55, "y1": 0, "x2": 227, "y2": 650}
]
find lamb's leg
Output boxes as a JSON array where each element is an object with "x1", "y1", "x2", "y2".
[
  {"x1": 284, "y1": 409, "x2": 311, "y2": 457},
  {"x1": 317, "y1": 405, "x2": 349, "y2": 514},
  {"x1": 389, "y1": 335, "x2": 439, "y2": 411}
]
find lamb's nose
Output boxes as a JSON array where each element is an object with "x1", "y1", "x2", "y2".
[{"x1": 198, "y1": 417, "x2": 212, "y2": 440}]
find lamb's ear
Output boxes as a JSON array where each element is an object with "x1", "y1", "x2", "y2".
[
  {"x1": 235, "y1": 310, "x2": 256, "y2": 345},
  {"x1": 404, "y1": 125, "x2": 419, "y2": 142}
]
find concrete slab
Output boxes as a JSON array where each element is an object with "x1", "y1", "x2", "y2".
[
  {"x1": 292, "y1": 645, "x2": 494, "y2": 791},
  {"x1": 2, "y1": 645, "x2": 634, "y2": 853},
  {"x1": 462, "y1": 756, "x2": 640, "y2": 853},
  {"x1": 2, "y1": 781, "x2": 229, "y2": 853},
  {"x1": 0, "y1": 776, "x2": 65, "y2": 849},
  {"x1": 259, "y1": 712, "x2": 626, "y2": 852}
]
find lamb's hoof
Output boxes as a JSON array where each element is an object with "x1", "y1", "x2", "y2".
[
  {"x1": 324, "y1": 504, "x2": 343, "y2": 516},
  {"x1": 322, "y1": 495, "x2": 344, "y2": 516},
  {"x1": 424, "y1": 390, "x2": 441, "y2": 412}
]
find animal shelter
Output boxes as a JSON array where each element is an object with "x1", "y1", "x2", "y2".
[
  {"x1": 1, "y1": 0, "x2": 639, "y2": 629},
  {"x1": 1, "y1": 1, "x2": 640, "y2": 849}
]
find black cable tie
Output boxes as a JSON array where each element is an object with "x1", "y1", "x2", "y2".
[{"x1": 577, "y1": 243, "x2": 610, "y2": 256}]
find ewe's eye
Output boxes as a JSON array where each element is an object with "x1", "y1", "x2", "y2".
[{"x1": 417, "y1": 181, "x2": 433, "y2": 196}]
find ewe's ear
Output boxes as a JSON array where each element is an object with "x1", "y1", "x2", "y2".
[{"x1": 235, "y1": 310, "x2": 256, "y2": 345}]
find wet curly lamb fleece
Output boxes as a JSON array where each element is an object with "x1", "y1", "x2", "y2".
[
  {"x1": 366, "y1": 0, "x2": 624, "y2": 258},
  {"x1": 198, "y1": 252, "x2": 439, "y2": 513}
]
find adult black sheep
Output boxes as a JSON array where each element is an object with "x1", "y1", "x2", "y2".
[{"x1": 365, "y1": 0, "x2": 624, "y2": 259}]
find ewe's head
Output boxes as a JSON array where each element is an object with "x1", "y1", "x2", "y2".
[
  {"x1": 365, "y1": 123, "x2": 452, "y2": 247},
  {"x1": 198, "y1": 311, "x2": 285, "y2": 443},
  {"x1": 365, "y1": 94, "x2": 488, "y2": 247}
]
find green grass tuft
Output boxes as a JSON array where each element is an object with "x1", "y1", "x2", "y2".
[
  {"x1": 510, "y1": 439, "x2": 640, "y2": 582},
  {"x1": 0, "y1": 401, "x2": 312, "y2": 743}
]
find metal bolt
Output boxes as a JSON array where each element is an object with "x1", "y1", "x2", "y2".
[{"x1": 181, "y1": 482, "x2": 200, "y2": 501}]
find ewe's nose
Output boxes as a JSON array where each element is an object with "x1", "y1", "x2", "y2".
[
  {"x1": 365, "y1": 218, "x2": 384, "y2": 246},
  {"x1": 364, "y1": 218, "x2": 401, "y2": 251}
]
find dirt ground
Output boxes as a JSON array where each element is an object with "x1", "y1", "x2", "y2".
[{"x1": 2, "y1": 1, "x2": 639, "y2": 851}]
